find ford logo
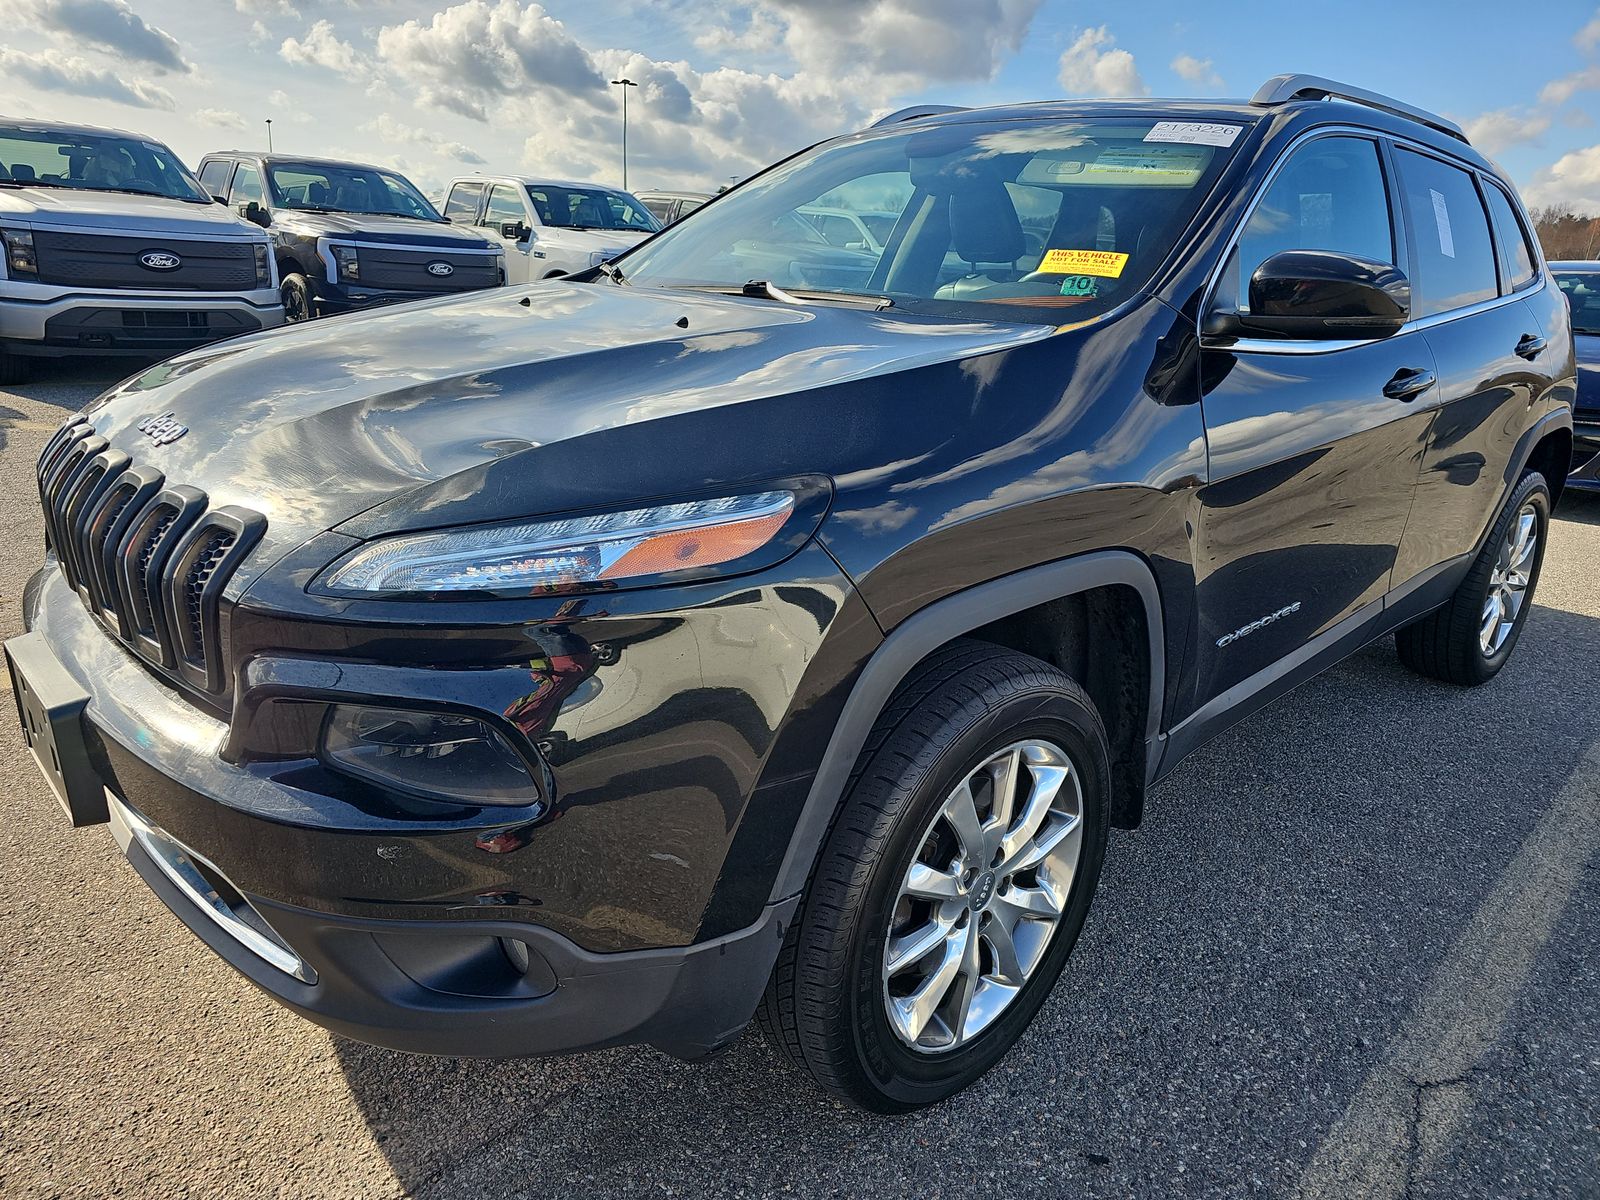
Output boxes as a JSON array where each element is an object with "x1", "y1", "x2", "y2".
[
  {"x1": 426, "y1": 261, "x2": 454, "y2": 277},
  {"x1": 138, "y1": 250, "x2": 181, "y2": 271}
]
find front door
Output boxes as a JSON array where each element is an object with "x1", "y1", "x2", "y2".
[
  {"x1": 1191, "y1": 133, "x2": 1435, "y2": 705},
  {"x1": 480, "y1": 182, "x2": 535, "y2": 285}
]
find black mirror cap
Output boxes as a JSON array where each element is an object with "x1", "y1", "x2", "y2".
[
  {"x1": 1238, "y1": 249, "x2": 1410, "y2": 340},
  {"x1": 500, "y1": 221, "x2": 530, "y2": 241},
  {"x1": 243, "y1": 200, "x2": 271, "y2": 228},
  {"x1": 211, "y1": 194, "x2": 227, "y2": 205}
]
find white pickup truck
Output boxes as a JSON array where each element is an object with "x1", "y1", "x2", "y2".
[
  {"x1": 0, "y1": 117, "x2": 282, "y2": 383},
  {"x1": 440, "y1": 174, "x2": 660, "y2": 282}
]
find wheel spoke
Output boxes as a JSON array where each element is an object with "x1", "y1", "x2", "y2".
[
  {"x1": 983, "y1": 914, "x2": 1026, "y2": 985},
  {"x1": 948, "y1": 919, "x2": 984, "y2": 1041},
  {"x1": 886, "y1": 919, "x2": 949, "y2": 976},
  {"x1": 904, "y1": 861, "x2": 962, "y2": 902},
  {"x1": 1512, "y1": 513, "x2": 1537, "y2": 566},
  {"x1": 997, "y1": 880, "x2": 1064, "y2": 919},
  {"x1": 1010, "y1": 810, "x2": 1084, "y2": 875},
  {"x1": 1479, "y1": 594, "x2": 1501, "y2": 649},
  {"x1": 943, "y1": 778, "x2": 986, "y2": 862},
  {"x1": 996, "y1": 762, "x2": 1068, "y2": 868},
  {"x1": 987, "y1": 746, "x2": 1025, "y2": 836},
  {"x1": 893, "y1": 923, "x2": 969, "y2": 1042}
]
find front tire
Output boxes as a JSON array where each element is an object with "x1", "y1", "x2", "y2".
[
  {"x1": 280, "y1": 272, "x2": 315, "y2": 322},
  {"x1": 1396, "y1": 470, "x2": 1550, "y2": 685},
  {"x1": 759, "y1": 640, "x2": 1110, "y2": 1111}
]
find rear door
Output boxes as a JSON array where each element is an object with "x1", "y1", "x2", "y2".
[
  {"x1": 1389, "y1": 149, "x2": 1555, "y2": 586},
  {"x1": 1190, "y1": 133, "x2": 1437, "y2": 705}
]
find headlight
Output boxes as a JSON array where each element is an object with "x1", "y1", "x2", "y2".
[
  {"x1": 317, "y1": 488, "x2": 814, "y2": 598},
  {"x1": 588, "y1": 249, "x2": 610, "y2": 268},
  {"x1": 329, "y1": 243, "x2": 359, "y2": 282},
  {"x1": 1, "y1": 227, "x2": 38, "y2": 278},
  {"x1": 254, "y1": 243, "x2": 272, "y2": 288}
]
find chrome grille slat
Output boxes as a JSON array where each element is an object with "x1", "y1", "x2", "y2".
[{"x1": 34, "y1": 418, "x2": 265, "y2": 699}]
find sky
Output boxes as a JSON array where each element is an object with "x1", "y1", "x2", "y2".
[{"x1": 5, "y1": 0, "x2": 1600, "y2": 210}]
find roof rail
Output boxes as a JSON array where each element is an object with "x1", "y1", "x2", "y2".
[
  {"x1": 1250, "y1": 73, "x2": 1467, "y2": 143},
  {"x1": 871, "y1": 104, "x2": 965, "y2": 128}
]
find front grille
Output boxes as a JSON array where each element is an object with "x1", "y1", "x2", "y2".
[
  {"x1": 31, "y1": 231, "x2": 257, "y2": 292},
  {"x1": 355, "y1": 245, "x2": 501, "y2": 293},
  {"x1": 37, "y1": 416, "x2": 265, "y2": 697}
]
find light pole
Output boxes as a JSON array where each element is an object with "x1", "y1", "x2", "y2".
[
  {"x1": 610, "y1": 77, "x2": 637, "y2": 190},
  {"x1": 264, "y1": 118, "x2": 273, "y2": 152}
]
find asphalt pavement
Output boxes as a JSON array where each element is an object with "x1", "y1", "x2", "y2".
[{"x1": 1, "y1": 357, "x2": 1596, "y2": 1200}]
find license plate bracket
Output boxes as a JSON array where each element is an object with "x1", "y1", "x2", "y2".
[{"x1": 6, "y1": 631, "x2": 105, "y2": 827}]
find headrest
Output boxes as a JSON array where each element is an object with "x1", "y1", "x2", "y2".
[{"x1": 949, "y1": 177, "x2": 1024, "y2": 266}]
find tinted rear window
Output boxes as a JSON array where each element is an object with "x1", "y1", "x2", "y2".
[{"x1": 1395, "y1": 149, "x2": 1498, "y2": 317}]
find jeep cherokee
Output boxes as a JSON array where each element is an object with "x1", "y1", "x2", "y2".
[{"x1": 7, "y1": 75, "x2": 1574, "y2": 1112}]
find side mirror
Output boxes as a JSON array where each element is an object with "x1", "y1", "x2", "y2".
[
  {"x1": 243, "y1": 200, "x2": 270, "y2": 228},
  {"x1": 500, "y1": 221, "x2": 530, "y2": 242},
  {"x1": 1205, "y1": 250, "x2": 1410, "y2": 341},
  {"x1": 211, "y1": 194, "x2": 227, "y2": 205}
]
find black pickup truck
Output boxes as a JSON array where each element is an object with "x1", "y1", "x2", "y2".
[
  {"x1": 195, "y1": 152, "x2": 502, "y2": 320},
  {"x1": 10, "y1": 76, "x2": 1574, "y2": 1114}
]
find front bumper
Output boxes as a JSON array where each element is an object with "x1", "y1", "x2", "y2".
[
  {"x1": 309, "y1": 277, "x2": 499, "y2": 317},
  {"x1": 0, "y1": 285, "x2": 284, "y2": 354},
  {"x1": 1570, "y1": 417, "x2": 1600, "y2": 491}
]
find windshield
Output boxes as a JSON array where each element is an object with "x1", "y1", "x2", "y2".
[
  {"x1": 0, "y1": 125, "x2": 208, "y2": 202},
  {"x1": 267, "y1": 161, "x2": 442, "y2": 221},
  {"x1": 527, "y1": 185, "x2": 660, "y2": 232},
  {"x1": 1556, "y1": 270, "x2": 1600, "y2": 334},
  {"x1": 616, "y1": 117, "x2": 1241, "y2": 324}
]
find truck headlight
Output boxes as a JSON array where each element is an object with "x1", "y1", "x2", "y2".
[
  {"x1": 1, "y1": 227, "x2": 38, "y2": 278},
  {"x1": 254, "y1": 243, "x2": 272, "y2": 288},
  {"x1": 315, "y1": 487, "x2": 821, "y2": 598},
  {"x1": 330, "y1": 243, "x2": 359, "y2": 282}
]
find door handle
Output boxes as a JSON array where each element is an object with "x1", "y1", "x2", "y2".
[
  {"x1": 1383, "y1": 366, "x2": 1436, "y2": 400},
  {"x1": 1514, "y1": 333, "x2": 1547, "y2": 360}
]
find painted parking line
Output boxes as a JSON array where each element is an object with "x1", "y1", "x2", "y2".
[{"x1": 1294, "y1": 735, "x2": 1600, "y2": 1199}]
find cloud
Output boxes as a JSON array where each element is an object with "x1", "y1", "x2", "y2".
[
  {"x1": 195, "y1": 107, "x2": 249, "y2": 130},
  {"x1": 362, "y1": 113, "x2": 487, "y2": 166},
  {"x1": 1170, "y1": 53, "x2": 1222, "y2": 90},
  {"x1": 1057, "y1": 26, "x2": 1145, "y2": 97},
  {"x1": 280, "y1": 18, "x2": 364, "y2": 77},
  {"x1": 1541, "y1": 64, "x2": 1600, "y2": 107},
  {"x1": 7, "y1": 0, "x2": 189, "y2": 73},
  {"x1": 1578, "y1": 8, "x2": 1600, "y2": 52},
  {"x1": 0, "y1": 47, "x2": 174, "y2": 110},
  {"x1": 1523, "y1": 143, "x2": 1600, "y2": 211},
  {"x1": 1461, "y1": 108, "x2": 1551, "y2": 156}
]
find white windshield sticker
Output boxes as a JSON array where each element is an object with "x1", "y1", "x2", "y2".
[
  {"x1": 1430, "y1": 188, "x2": 1456, "y2": 258},
  {"x1": 1144, "y1": 121, "x2": 1242, "y2": 148}
]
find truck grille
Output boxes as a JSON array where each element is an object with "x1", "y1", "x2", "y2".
[
  {"x1": 31, "y1": 231, "x2": 258, "y2": 292},
  {"x1": 37, "y1": 416, "x2": 265, "y2": 698},
  {"x1": 355, "y1": 245, "x2": 502, "y2": 293}
]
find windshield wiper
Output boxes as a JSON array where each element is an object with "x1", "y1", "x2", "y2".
[
  {"x1": 81, "y1": 185, "x2": 207, "y2": 203},
  {"x1": 595, "y1": 260, "x2": 628, "y2": 286},
  {"x1": 0, "y1": 178, "x2": 70, "y2": 188},
  {"x1": 740, "y1": 280, "x2": 893, "y2": 310}
]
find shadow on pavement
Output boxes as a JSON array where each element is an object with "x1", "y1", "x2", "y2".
[
  {"x1": 1556, "y1": 485, "x2": 1600, "y2": 526},
  {"x1": 330, "y1": 601, "x2": 1600, "y2": 1199}
]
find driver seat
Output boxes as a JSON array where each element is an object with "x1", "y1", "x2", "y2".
[{"x1": 934, "y1": 179, "x2": 1026, "y2": 301}]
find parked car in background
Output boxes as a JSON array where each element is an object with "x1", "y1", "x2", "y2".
[
  {"x1": 196, "y1": 152, "x2": 502, "y2": 321},
  {"x1": 0, "y1": 117, "x2": 281, "y2": 383},
  {"x1": 798, "y1": 204, "x2": 901, "y2": 253},
  {"x1": 1551, "y1": 261, "x2": 1600, "y2": 490},
  {"x1": 635, "y1": 189, "x2": 713, "y2": 225},
  {"x1": 7, "y1": 76, "x2": 1574, "y2": 1116},
  {"x1": 441, "y1": 175, "x2": 659, "y2": 282}
]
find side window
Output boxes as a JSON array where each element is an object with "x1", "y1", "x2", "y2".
[
  {"x1": 678, "y1": 199, "x2": 703, "y2": 218},
  {"x1": 229, "y1": 162, "x2": 265, "y2": 211},
  {"x1": 442, "y1": 182, "x2": 482, "y2": 224},
  {"x1": 1482, "y1": 182, "x2": 1538, "y2": 292},
  {"x1": 1395, "y1": 149, "x2": 1498, "y2": 316},
  {"x1": 480, "y1": 184, "x2": 526, "y2": 231},
  {"x1": 1225, "y1": 136, "x2": 1394, "y2": 311},
  {"x1": 198, "y1": 159, "x2": 231, "y2": 197},
  {"x1": 640, "y1": 197, "x2": 672, "y2": 221}
]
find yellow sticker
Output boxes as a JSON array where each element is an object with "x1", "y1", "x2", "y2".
[{"x1": 1037, "y1": 249, "x2": 1129, "y2": 278}]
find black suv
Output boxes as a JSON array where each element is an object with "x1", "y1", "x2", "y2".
[
  {"x1": 195, "y1": 152, "x2": 502, "y2": 321},
  {"x1": 8, "y1": 76, "x2": 1573, "y2": 1113}
]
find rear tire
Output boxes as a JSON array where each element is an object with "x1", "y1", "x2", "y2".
[
  {"x1": 759, "y1": 640, "x2": 1110, "y2": 1112},
  {"x1": 0, "y1": 347, "x2": 30, "y2": 385},
  {"x1": 1396, "y1": 471, "x2": 1550, "y2": 685}
]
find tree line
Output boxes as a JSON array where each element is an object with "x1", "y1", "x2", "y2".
[{"x1": 1530, "y1": 206, "x2": 1600, "y2": 261}]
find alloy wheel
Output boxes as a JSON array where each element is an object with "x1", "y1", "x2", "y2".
[
  {"x1": 1481, "y1": 502, "x2": 1539, "y2": 657},
  {"x1": 882, "y1": 739, "x2": 1084, "y2": 1053}
]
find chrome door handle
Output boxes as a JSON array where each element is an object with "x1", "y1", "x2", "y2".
[{"x1": 1383, "y1": 366, "x2": 1436, "y2": 400}]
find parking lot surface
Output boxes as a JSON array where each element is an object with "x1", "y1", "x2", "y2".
[{"x1": 1, "y1": 358, "x2": 1596, "y2": 1200}]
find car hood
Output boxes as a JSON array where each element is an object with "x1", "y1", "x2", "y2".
[
  {"x1": 0, "y1": 187, "x2": 263, "y2": 238},
  {"x1": 1575, "y1": 332, "x2": 1600, "y2": 417},
  {"x1": 272, "y1": 210, "x2": 493, "y2": 248},
  {"x1": 83, "y1": 281, "x2": 1050, "y2": 576}
]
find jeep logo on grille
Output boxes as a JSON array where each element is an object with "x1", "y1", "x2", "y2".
[
  {"x1": 426, "y1": 260, "x2": 454, "y2": 277},
  {"x1": 138, "y1": 250, "x2": 182, "y2": 271},
  {"x1": 136, "y1": 412, "x2": 188, "y2": 446}
]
